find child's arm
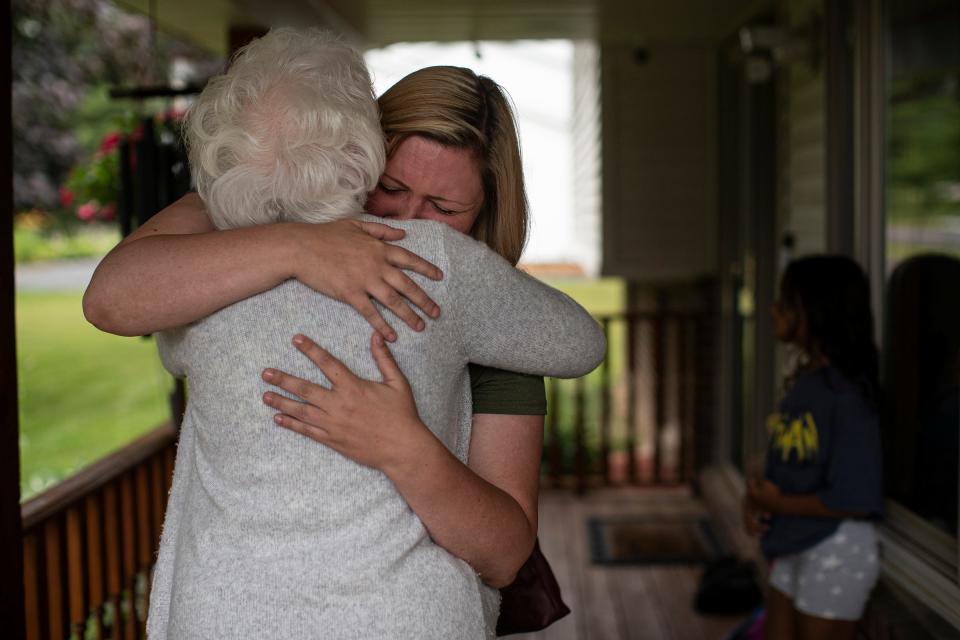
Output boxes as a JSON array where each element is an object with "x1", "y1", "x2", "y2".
[{"x1": 747, "y1": 479, "x2": 868, "y2": 519}]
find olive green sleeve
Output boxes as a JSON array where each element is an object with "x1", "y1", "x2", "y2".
[{"x1": 468, "y1": 363, "x2": 547, "y2": 416}]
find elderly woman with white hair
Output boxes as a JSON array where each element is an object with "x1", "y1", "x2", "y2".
[{"x1": 141, "y1": 29, "x2": 603, "y2": 639}]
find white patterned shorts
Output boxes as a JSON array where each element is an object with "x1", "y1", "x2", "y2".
[{"x1": 768, "y1": 520, "x2": 880, "y2": 621}]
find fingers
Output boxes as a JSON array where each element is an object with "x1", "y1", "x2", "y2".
[
  {"x1": 272, "y1": 413, "x2": 331, "y2": 444},
  {"x1": 370, "y1": 282, "x2": 426, "y2": 332},
  {"x1": 382, "y1": 270, "x2": 440, "y2": 320},
  {"x1": 370, "y1": 333, "x2": 406, "y2": 386},
  {"x1": 354, "y1": 222, "x2": 443, "y2": 282},
  {"x1": 291, "y1": 335, "x2": 354, "y2": 385},
  {"x1": 751, "y1": 520, "x2": 770, "y2": 536},
  {"x1": 357, "y1": 221, "x2": 406, "y2": 241},
  {"x1": 742, "y1": 510, "x2": 769, "y2": 537},
  {"x1": 386, "y1": 246, "x2": 444, "y2": 281},
  {"x1": 356, "y1": 273, "x2": 439, "y2": 335},
  {"x1": 261, "y1": 368, "x2": 331, "y2": 403},
  {"x1": 262, "y1": 390, "x2": 327, "y2": 422},
  {"x1": 345, "y1": 295, "x2": 397, "y2": 342}
]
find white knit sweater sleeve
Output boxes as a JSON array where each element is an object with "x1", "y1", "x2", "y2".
[
  {"x1": 440, "y1": 225, "x2": 605, "y2": 379},
  {"x1": 146, "y1": 328, "x2": 191, "y2": 639},
  {"x1": 155, "y1": 326, "x2": 188, "y2": 378},
  {"x1": 145, "y1": 418, "x2": 193, "y2": 639}
]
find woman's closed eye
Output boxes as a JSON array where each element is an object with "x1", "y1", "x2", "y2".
[
  {"x1": 431, "y1": 201, "x2": 456, "y2": 215},
  {"x1": 377, "y1": 182, "x2": 404, "y2": 194},
  {"x1": 375, "y1": 179, "x2": 469, "y2": 216}
]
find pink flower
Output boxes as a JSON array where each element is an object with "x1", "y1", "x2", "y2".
[
  {"x1": 164, "y1": 105, "x2": 187, "y2": 121},
  {"x1": 77, "y1": 202, "x2": 98, "y2": 222},
  {"x1": 98, "y1": 204, "x2": 116, "y2": 221},
  {"x1": 59, "y1": 186, "x2": 74, "y2": 208},
  {"x1": 99, "y1": 131, "x2": 121, "y2": 155}
]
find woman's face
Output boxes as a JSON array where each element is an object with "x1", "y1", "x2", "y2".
[{"x1": 365, "y1": 136, "x2": 484, "y2": 235}]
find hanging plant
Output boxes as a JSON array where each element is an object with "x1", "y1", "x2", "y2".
[{"x1": 64, "y1": 130, "x2": 123, "y2": 224}]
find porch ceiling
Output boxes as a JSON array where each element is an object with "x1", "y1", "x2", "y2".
[{"x1": 116, "y1": 0, "x2": 767, "y2": 56}]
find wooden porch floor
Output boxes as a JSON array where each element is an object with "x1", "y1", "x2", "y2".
[{"x1": 515, "y1": 487, "x2": 745, "y2": 640}]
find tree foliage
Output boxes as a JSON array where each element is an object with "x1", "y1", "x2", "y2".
[
  {"x1": 888, "y1": 76, "x2": 960, "y2": 222},
  {"x1": 12, "y1": 0, "x2": 221, "y2": 212}
]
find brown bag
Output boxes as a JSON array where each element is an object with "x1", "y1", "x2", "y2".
[{"x1": 496, "y1": 539, "x2": 571, "y2": 636}]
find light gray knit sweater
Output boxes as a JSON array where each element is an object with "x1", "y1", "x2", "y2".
[{"x1": 148, "y1": 217, "x2": 605, "y2": 639}]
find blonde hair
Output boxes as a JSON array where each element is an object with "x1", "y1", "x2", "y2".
[
  {"x1": 185, "y1": 28, "x2": 385, "y2": 230},
  {"x1": 378, "y1": 66, "x2": 529, "y2": 265}
]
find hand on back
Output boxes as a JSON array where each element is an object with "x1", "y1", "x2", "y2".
[
  {"x1": 287, "y1": 218, "x2": 444, "y2": 342},
  {"x1": 112, "y1": 192, "x2": 446, "y2": 340}
]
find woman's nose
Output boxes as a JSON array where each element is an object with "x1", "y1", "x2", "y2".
[
  {"x1": 373, "y1": 195, "x2": 416, "y2": 220},
  {"x1": 391, "y1": 196, "x2": 420, "y2": 220},
  {"x1": 393, "y1": 209, "x2": 417, "y2": 220}
]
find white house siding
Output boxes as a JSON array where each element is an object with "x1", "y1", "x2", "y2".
[
  {"x1": 599, "y1": 43, "x2": 717, "y2": 283},
  {"x1": 571, "y1": 40, "x2": 602, "y2": 276},
  {"x1": 778, "y1": 0, "x2": 827, "y2": 255}
]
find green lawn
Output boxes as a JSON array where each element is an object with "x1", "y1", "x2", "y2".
[
  {"x1": 14, "y1": 225, "x2": 121, "y2": 263},
  {"x1": 16, "y1": 291, "x2": 171, "y2": 500},
  {"x1": 16, "y1": 277, "x2": 624, "y2": 500},
  {"x1": 544, "y1": 277, "x2": 625, "y2": 316}
]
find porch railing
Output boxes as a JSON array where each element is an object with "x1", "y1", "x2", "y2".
[
  {"x1": 18, "y1": 308, "x2": 713, "y2": 638},
  {"x1": 21, "y1": 423, "x2": 177, "y2": 640},
  {"x1": 544, "y1": 310, "x2": 712, "y2": 493}
]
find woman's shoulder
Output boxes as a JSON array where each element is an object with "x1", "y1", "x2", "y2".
[
  {"x1": 784, "y1": 366, "x2": 875, "y2": 417},
  {"x1": 791, "y1": 365, "x2": 860, "y2": 394},
  {"x1": 359, "y1": 215, "x2": 509, "y2": 283},
  {"x1": 359, "y1": 215, "x2": 462, "y2": 258},
  {"x1": 357, "y1": 214, "x2": 452, "y2": 238},
  {"x1": 359, "y1": 215, "x2": 494, "y2": 251}
]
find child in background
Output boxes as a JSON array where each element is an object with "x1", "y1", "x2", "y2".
[{"x1": 742, "y1": 255, "x2": 884, "y2": 640}]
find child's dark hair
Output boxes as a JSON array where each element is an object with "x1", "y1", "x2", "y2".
[{"x1": 779, "y1": 255, "x2": 880, "y2": 403}]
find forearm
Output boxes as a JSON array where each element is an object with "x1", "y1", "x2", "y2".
[
  {"x1": 445, "y1": 228, "x2": 606, "y2": 378},
  {"x1": 772, "y1": 493, "x2": 865, "y2": 519},
  {"x1": 83, "y1": 224, "x2": 298, "y2": 335},
  {"x1": 383, "y1": 428, "x2": 536, "y2": 588}
]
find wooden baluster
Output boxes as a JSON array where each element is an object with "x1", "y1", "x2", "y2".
[
  {"x1": 136, "y1": 463, "x2": 154, "y2": 636},
  {"x1": 136, "y1": 461, "x2": 152, "y2": 559},
  {"x1": 151, "y1": 454, "x2": 166, "y2": 553},
  {"x1": 66, "y1": 505, "x2": 89, "y2": 638},
  {"x1": 676, "y1": 317, "x2": 689, "y2": 484},
  {"x1": 44, "y1": 516, "x2": 68, "y2": 640},
  {"x1": 162, "y1": 444, "x2": 176, "y2": 509},
  {"x1": 626, "y1": 315, "x2": 638, "y2": 484},
  {"x1": 120, "y1": 473, "x2": 138, "y2": 640},
  {"x1": 546, "y1": 378, "x2": 562, "y2": 488},
  {"x1": 170, "y1": 379, "x2": 187, "y2": 429},
  {"x1": 652, "y1": 310, "x2": 666, "y2": 485},
  {"x1": 689, "y1": 315, "x2": 702, "y2": 482},
  {"x1": 85, "y1": 493, "x2": 106, "y2": 640},
  {"x1": 600, "y1": 317, "x2": 611, "y2": 486},
  {"x1": 103, "y1": 483, "x2": 123, "y2": 640},
  {"x1": 22, "y1": 532, "x2": 43, "y2": 640},
  {"x1": 573, "y1": 376, "x2": 587, "y2": 495}
]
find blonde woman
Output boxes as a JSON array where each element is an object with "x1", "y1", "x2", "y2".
[{"x1": 86, "y1": 50, "x2": 591, "y2": 638}]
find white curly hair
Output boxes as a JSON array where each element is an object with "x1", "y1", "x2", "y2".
[{"x1": 184, "y1": 28, "x2": 385, "y2": 229}]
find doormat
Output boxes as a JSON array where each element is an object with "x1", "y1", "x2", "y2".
[{"x1": 587, "y1": 516, "x2": 724, "y2": 565}]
